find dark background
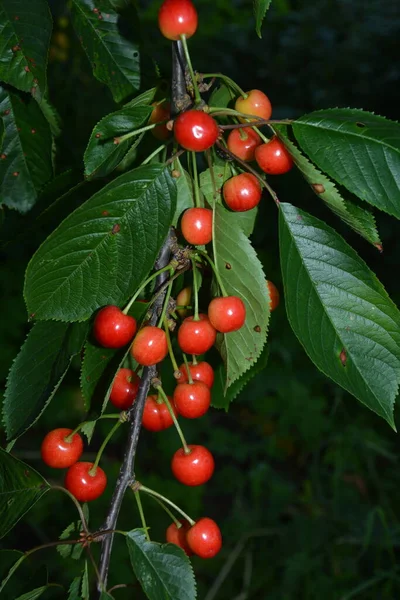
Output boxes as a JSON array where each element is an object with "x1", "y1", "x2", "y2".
[{"x1": 2, "y1": 1, "x2": 400, "y2": 598}]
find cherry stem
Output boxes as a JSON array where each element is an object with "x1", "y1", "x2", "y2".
[
  {"x1": 134, "y1": 491, "x2": 150, "y2": 541},
  {"x1": 218, "y1": 119, "x2": 293, "y2": 128},
  {"x1": 164, "y1": 317, "x2": 180, "y2": 373},
  {"x1": 182, "y1": 354, "x2": 194, "y2": 384},
  {"x1": 201, "y1": 73, "x2": 247, "y2": 99},
  {"x1": 253, "y1": 125, "x2": 269, "y2": 143},
  {"x1": 138, "y1": 484, "x2": 195, "y2": 526},
  {"x1": 65, "y1": 414, "x2": 121, "y2": 442},
  {"x1": 157, "y1": 280, "x2": 173, "y2": 327},
  {"x1": 166, "y1": 148, "x2": 185, "y2": 165},
  {"x1": 90, "y1": 420, "x2": 122, "y2": 475},
  {"x1": 123, "y1": 264, "x2": 174, "y2": 314},
  {"x1": 191, "y1": 258, "x2": 200, "y2": 320},
  {"x1": 196, "y1": 250, "x2": 228, "y2": 297},
  {"x1": 191, "y1": 152, "x2": 201, "y2": 208},
  {"x1": 191, "y1": 354, "x2": 198, "y2": 365},
  {"x1": 114, "y1": 122, "x2": 160, "y2": 144},
  {"x1": 155, "y1": 386, "x2": 190, "y2": 453},
  {"x1": 51, "y1": 485, "x2": 90, "y2": 533},
  {"x1": 141, "y1": 142, "x2": 167, "y2": 166},
  {"x1": 204, "y1": 150, "x2": 222, "y2": 291},
  {"x1": 149, "y1": 494, "x2": 182, "y2": 527},
  {"x1": 179, "y1": 34, "x2": 202, "y2": 105}
]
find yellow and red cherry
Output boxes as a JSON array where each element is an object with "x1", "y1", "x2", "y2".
[
  {"x1": 173, "y1": 381, "x2": 211, "y2": 419},
  {"x1": 223, "y1": 173, "x2": 262, "y2": 212},
  {"x1": 158, "y1": 0, "x2": 198, "y2": 41},
  {"x1": 187, "y1": 517, "x2": 222, "y2": 558},
  {"x1": 142, "y1": 395, "x2": 177, "y2": 431},
  {"x1": 93, "y1": 305, "x2": 137, "y2": 349},
  {"x1": 178, "y1": 361, "x2": 214, "y2": 388},
  {"x1": 174, "y1": 110, "x2": 219, "y2": 152},
  {"x1": 235, "y1": 89, "x2": 272, "y2": 122},
  {"x1": 171, "y1": 444, "x2": 215, "y2": 486},
  {"x1": 149, "y1": 101, "x2": 171, "y2": 141},
  {"x1": 267, "y1": 280, "x2": 280, "y2": 311},
  {"x1": 255, "y1": 137, "x2": 294, "y2": 175},
  {"x1": 176, "y1": 286, "x2": 192, "y2": 318},
  {"x1": 181, "y1": 207, "x2": 213, "y2": 245},
  {"x1": 177, "y1": 314, "x2": 217, "y2": 355},
  {"x1": 41, "y1": 428, "x2": 83, "y2": 469},
  {"x1": 65, "y1": 462, "x2": 107, "y2": 502},
  {"x1": 110, "y1": 368, "x2": 140, "y2": 410},
  {"x1": 130, "y1": 326, "x2": 168, "y2": 366},
  {"x1": 166, "y1": 520, "x2": 193, "y2": 556},
  {"x1": 226, "y1": 127, "x2": 262, "y2": 161},
  {"x1": 208, "y1": 296, "x2": 246, "y2": 333}
]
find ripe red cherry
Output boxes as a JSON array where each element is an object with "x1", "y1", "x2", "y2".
[
  {"x1": 267, "y1": 280, "x2": 280, "y2": 311},
  {"x1": 171, "y1": 444, "x2": 215, "y2": 486},
  {"x1": 65, "y1": 462, "x2": 107, "y2": 502},
  {"x1": 235, "y1": 89, "x2": 272, "y2": 122},
  {"x1": 166, "y1": 520, "x2": 193, "y2": 556},
  {"x1": 130, "y1": 326, "x2": 168, "y2": 366},
  {"x1": 177, "y1": 314, "x2": 217, "y2": 355},
  {"x1": 178, "y1": 361, "x2": 214, "y2": 388},
  {"x1": 181, "y1": 207, "x2": 213, "y2": 245},
  {"x1": 208, "y1": 296, "x2": 246, "y2": 333},
  {"x1": 142, "y1": 395, "x2": 177, "y2": 431},
  {"x1": 110, "y1": 368, "x2": 140, "y2": 410},
  {"x1": 223, "y1": 173, "x2": 262, "y2": 212},
  {"x1": 41, "y1": 428, "x2": 83, "y2": 469},
  {"x1": 173, "y1": 381, "x2": 211, "y2": 419},
  {"x1": 187, "y1": 518, "x2": 222, "y2": 559},
  {"x1": 255, "y1": 137, "x2": 293, "y2": 175},
  {"x1": 158, "y1": 0, "x2": 198, "y2": 41},
  {"x1": 93, "y1": 305, "x2": 137, "y2": 348},
  {"x1": 149, "y1": 101, "x2": 171, "y2": 141},
  {"x1": 174, "y1": 110, "x2": 219, "y2": 152},
  {"x1": 226, "y1": 127, "x2": 262, "y2": 161}
]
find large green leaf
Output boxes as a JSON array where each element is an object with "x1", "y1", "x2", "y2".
[
  {"x1": 84, "y1": 105, "x2": 152, "y2": 179},
  {"x1": 279, "y1": 203, "x2": 400, "y2": 428},
  {"x1": 0, "y1": 87, "x2": 53, "y2": 212},
  {"x1": 0, "y1": 448, "x2": 49, "y2": 538},
  {"x1": 24, "y1": 164, "x2": 177, "y2": 322},
  {"x1": 0, "y1": 0, "x2": 52, "y2": 101},
  {"x1": 15, "y1": 587, "x2": 49, "y2": 600},
  {"x1": 292, "y1": 109, "x2": 400, "y2": 219},
  {"x1": 174, "y1": 161, "x2": 194, "y2": 226},
  {"x1": 70, "y1": 0, "x2": 140, "y2": 103},
  {"x1": 3, "y1": 321, "x2": 89, "y2": 440},
  {"x1": 126, "y1": 529, "x2": 197, "y2": 600},
  {"x1": 276, "y1": 125, "x2": 381, "y2": 247},
  {"x1": 253, "y1": 0, "x2": 272, "y2": 38}
]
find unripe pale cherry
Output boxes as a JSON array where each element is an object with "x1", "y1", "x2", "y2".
[
  {"x1": 181, "y1": 207, "x2": 213, "y2": 245},
  {"x1": 174, "y1": 110, "x2": 219, "y2": 152},
  {"x1": 208, "y1": 296, "x2": 246, "y2": 333},
  {"x1": 223, "y1": 173, "x2": 262, "y2": 212},
  {"x1": 255, "y1": 137, "x2": 294, "y2": 175},
  {"x1": 158, "y1": 0, "x2": 198, "y2": 41},
  {"x1": 235, "y1": 89, "x2": 272, "y2": 122},
  {"x1": 176, "y1": 286, "x2": 192, "y2": 318},
  {"x1": 226, "y1": 127, "x2": 262, "y2": 161}
]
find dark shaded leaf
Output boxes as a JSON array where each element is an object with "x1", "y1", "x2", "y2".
[{"x1": 254, "y1": 0, "x2": 272, "y2": 38}]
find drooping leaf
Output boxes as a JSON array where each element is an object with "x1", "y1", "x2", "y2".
[
  {"x1": 279, "y1": 203, "x2": 400, "y2": 428},
  {"x1": 0, "y1": 551, "x2": 24, "y2": 597},
  {"x1": 70, "y1": 0, "x2": 140, "y2": 103},
  {"x1": 292, "y1": 109, "x2": 400, "y2": 219},
  {"x1": 81, "y1": 561, "x2": 89, "y2": 600},
  {"x1": 0, "y1": 87, "x2": 53, "y2": 213},
  {"x1": 0, "y1": 0, "x2": 52, "y2": 101},
  {"x1": 3, "y1": 321, "x2": 89, "y2": 440},
  {"x1": 57, "y1": 504, "x2": 89, "y2": 560},
  {"x1": 24, "y1": 164, "x2": 177, "y2": 322},
  {"x1": 126, "y1": 529, "x2": 197, "y2": 600},
  {"x1": 67, "y1": 576, "x2": 82, "y2": 600},
  {"x1": 124, "y1": 87, "x2": 156, "y2": 108},
  {"x1": 213, "y1": 204, "x2": 270, "y2": 393},
  {"x1": 173, "y1": 162, "x2": 194, "y2": 226},
  {"x1": 84, "y1": 106, "x2": 152, "y2": 179},
  {"x1": 14, "y1": 586, "x2": 48, "y2": 600},
  {"x1": 0, "y1": 448, "x2": 49, "y2": 538},
  {"x1": 254, "y1": 0, "x2": 272, "y2": 38},
  {"x1": 38, "y1": 96, "x2": 62, "y2": 137}
]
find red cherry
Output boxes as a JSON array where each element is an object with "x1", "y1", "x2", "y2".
[
  {"x1": 255, "y1": 137, "x2": 293, "y2": 175},
  {"x1": 110, "y1": 368, "x2": 140, "y2": 410},
  {"x1": 130, "y1": 326, "x2": 168, "y2": 366},
  {"x1": 158, "y1": 0, "x2": 198, "y2": 41},
  {"x1": 149, "y1": 101, "x2": 171, "y2": 141},
  {"x1": 93, "y1": 305, "x2": 137, "y2": 349},
  {"x1": 65, "y1": 462, "x2": 107, "y2": 502},
  {"x1": 235, "y1": 89, "x2": 272, "y2": 122},
  {"x1": 181, "y1": 207, "x2": 213, "y2": 245},
  {"x1": 226, "y1": 127, "x2": 262, "y2": 161},
  {"x1": 171, "y1": 444, "x2": 215, "y2": 486},
  {"x1": 187, "y1": 517, "x2": 222, "y2": 559},
  {"x1": 177, "y1": 314, "x2": 217, "y2": 355},
  {"x1": 223, "y1": 173, "x2": 262, "y2": 212},
  {"x1": 166, "y1": 520, "x2": 193, "y2": 556},
  {"x1": 208, "y1": 296, "x2": 246, "y2": 333},
  {"x1": 173, "y1": 381, "x2": 211, "y2": 419},
  {"x1": 178, "y1": 361, "x2": 214, "y2": 388},
  {"x1": 41, "y1": 428, "x2": 83, "y2": 469},
  {"x1": 174, "y1": 110, "x2": 219, "y2": 152},
  {"x1": 267, "y1": 280, "x2": 280, "y2": 311},
  {"x1": 142, "y1": 395, "x2": 177, "y2": 431}
]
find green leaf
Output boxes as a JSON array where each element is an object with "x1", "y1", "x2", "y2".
[
  {"x1": 254, "y1": 0, "x2": 272, "y2": 38},
  {"x1": 124, "y1": 87, "x2": 156, "y2": 108},
  {"x1": 0, "y1": 87, "x2": 54, "y2": 213},
  {"x1": 0, "y1": 118, "x2": 4, "y2": 150},
  {"x1": 0, "y1": 551, "x2": 24, "y2": 597},
  {"x1": 14, "y1": 586, "x2": 48, "y2": 600},
  {"x1": 200, "y1": 164, "x2": 232, "y2": 205},
  {"x1": 67, "y1": 576, "x2": 82, "y2": 600},
  {"x1": 3, "y1": 321, "x2": 89, "y2": 440},
  {"x1": 57, "y1": 504, "x2": 89, "y2": 560},
  {"x1": 279, "y1": 203, "x2": 400, "y2": 428},
  {"x1": 80, "y1": 420, "x2": 97, "y2": 444},
  {"x1": 81, "y1": 561, "x2": 89, "y2": 600},
  {"x1": 126, "y1": 529, "x2": 197, "y2": 600},
  {"x1": 292, "y1": 109, "x2": 400, "y2": 219},
  {"x1": 70, "y1": 0, "x2": 140, "y2": 103},
  {"x1": 84, "y1": 106, "x2": 152, "y2": 179},
  {"x1": 0, "y1": 448, "x2": 49, "y2": 538},
  {"x1": 0, "y1": 0, "x2": 52, "y2": 101},
  {"x1": 213, "y1": 204, "x2": 270, "y2": 393},
  {"x1": 174, "y1": 162, "x2": 194, "y2": 226},
  {"x1": 276, "y1": 125, "x2": 381, "y2": 247},
  {"x1": 24, "y1": 164, "x2": 177, "y2": 322},
  {"x1": 208, "y1": 83, "x2": 234, "y2": 109}
]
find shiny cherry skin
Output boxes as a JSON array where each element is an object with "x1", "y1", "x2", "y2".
[
  {"x1": 187, "y1": 517, "x2": 222, "y2": 558},
  {"x1": 235, "y1": 89, "x2": 272, "y2": 122},
  {"x1": 65, "y1": 462, "x2": 107, "y2": 502},
  {"x1": 176, "y1": 286, "x2": 192, "y2": 318},
  {"x1": 171, "y1": 444, "x2": 215, "y2": 486},
  {"x1": 267, "y1": 280, "x2": 280, "y2": 311},
  {"x1": 158, "y1": 0, "x2": 198, "y2": 41},
  {"x1": 174, "y1": 110, "x2": 219, "y2": 152},
  {"x1": 255, "y1": 137, "x2": 294, "y2": 175},
  {"x1": 142, "y1": 395, "x2": 177, "y2": 431},
  {"x1": 130, "y1": 326, "x2": 168, "y2": 366},
  {"x1": 226, "y1": 127, "x2": 262, "y2": 161},
  {"x1": 178, "y1": 361, "x2": 214, "y2": 388},
  {"x1": 208, "y1": 296, "x2": 246, "y2": 333},
  {"x1": 41, "y1": 428, "x2": 83, "y2": 469},
  {"x1": 166, "y1": 520, "x2": 193, "y2": 556},
  {"x1": 93, "y1": 305, "x2": 137, "y2": 348},
  {"x1": 173, "y1": 381, "x2": 211, "y2": 419},
  {"x1": 223, "y1": 173, "x2": 262, "y2": 212},
  {"x1": 177, "y1": 314, "x2": 217, "y2": 355},
  {"x1": 110, "y1": 368, "x2": 140, "y2": 410},
  {"x1": 149, "y1": 101, "x2": 171, "y2": 141},
  {"x1": 181, "y1": 207, "x2": 213, "y2": 245}
]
